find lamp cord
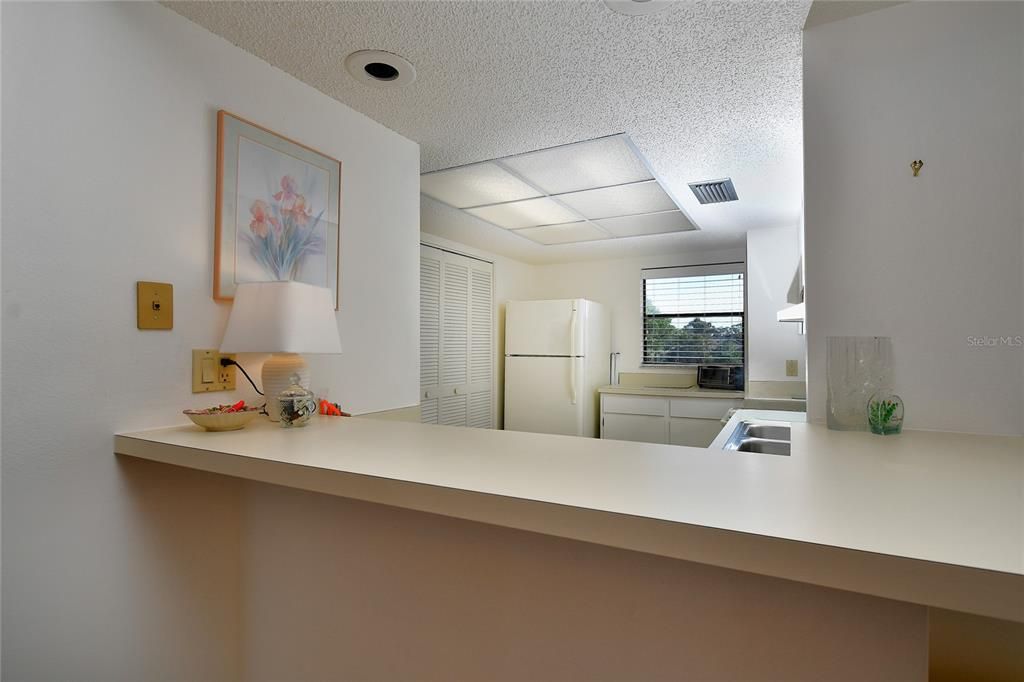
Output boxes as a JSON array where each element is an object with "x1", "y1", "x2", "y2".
[{"x1": 220, "y1": 357, "x2": 264, "y2": 396}]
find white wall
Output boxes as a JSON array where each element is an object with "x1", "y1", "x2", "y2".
[
  {"x1": 1, "y1": 3, "x2": 419, "y2": 678},
  {"x1": 419, "y1": 231, "x2": 539, "y2": 428},
  {"x1": 532, "y1": 248, "x2": 747, "y2": 375},
  {"x1": 803, "y1": 1, "x2": 1024, "y2": 434},
  {"x1": 746, "y1": 225, "x2": 805, "y2": 382}
]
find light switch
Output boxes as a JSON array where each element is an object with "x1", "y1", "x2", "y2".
[
  {"x1": 137, "y1": 281, "x2": 173, "y2": 330},
  {"x1": 201, "y1": 356, "x2": 217, "y2": 384},
  {"x1": 192, "y1": 349, "x2": 237, "y2": 393},
  {"x1": 786, "y1": 359, "x2": 799, "y2": 377}
]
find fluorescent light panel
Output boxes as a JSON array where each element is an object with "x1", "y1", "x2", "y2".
[
  {"x1": 420, "y1": 134, "x2": 694, "y2": 245},
  {"x1": 515, "y1": 222, "x2": 608, "y2": 245},
  {"x1": 501, "y1": 135, "x2": 653, "y2": 195},
  {"x1": 466, "y1": 197, "x2": 579, "y2": 230},
  {"x1": 557, "y1": 180, "x2": 678, "y2": 220},
  {"x1": 597, "y1": 210, "x2": 696, "y2": 237},
  {"x1": 420, "y1": 162, "x2": 540, "y2": 208}
]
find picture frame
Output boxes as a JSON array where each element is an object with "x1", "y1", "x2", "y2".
[{"x1": 215, "y1": 110, "x2": 341, "y2": 308}]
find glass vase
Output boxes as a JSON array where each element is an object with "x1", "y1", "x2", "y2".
[
  {"x1": 826, "y1": 336, "x2": 894, "y2": 431},
  {"x1": 867, "y1": 390, "x2": 904, "y2": 435}
]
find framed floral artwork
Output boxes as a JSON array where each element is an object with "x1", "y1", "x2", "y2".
[{"x1": 215, "y1": 110, "x2": 341, "y2": 308}]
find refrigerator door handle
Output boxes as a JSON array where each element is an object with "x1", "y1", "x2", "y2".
[{"x1": 569, "y1": 304, "x2": 578, "y2": 404}]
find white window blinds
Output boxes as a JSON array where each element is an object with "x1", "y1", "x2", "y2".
[{"x1": 642, "y1": 263, "x2": 745, "y2": 366}]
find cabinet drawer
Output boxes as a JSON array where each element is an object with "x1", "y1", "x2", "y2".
[
  {"x1": 602, "y1": 395, "x2": 668, "y2": 417},
  {"x1": 669, "y1": 397, "x2": 742, "y2": 419}
]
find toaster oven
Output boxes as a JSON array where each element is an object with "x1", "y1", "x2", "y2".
[{"x1": 697, "y1": 365, "x2": 744, "y2": 391}]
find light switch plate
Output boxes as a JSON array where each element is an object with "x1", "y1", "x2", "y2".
[
  {"x1": 137, "y1": 281, "x2": 173, "y2": 330},
  {"x1": 192, "y1": 349, "x2": 236, "y2": 393},
  {"x1": 786, "y1": 359, "x2": 799, "y2": 377}
]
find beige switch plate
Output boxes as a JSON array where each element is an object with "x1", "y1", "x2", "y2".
[
  {"x1": 192, "y1": 349, "x2": 236, "y2": 393},
  {"x1": 786, "y1": 359, "x2": 799, "y2": 377},
  {"x1": 137, "y1": 281, "x2": 173, "y2": 330}
]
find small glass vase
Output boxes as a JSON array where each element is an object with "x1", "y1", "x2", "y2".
[{"x1": 867, "y1": 391, "x2": 904, "y2": 435}]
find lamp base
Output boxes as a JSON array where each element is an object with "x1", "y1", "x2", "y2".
[{"x1": 262, "y1": 353, "x2": 309, "y2": 421}]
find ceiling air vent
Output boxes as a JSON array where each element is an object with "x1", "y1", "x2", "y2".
[{"x1": 688, "y1": 178, "x2": 738, "y2": 204}]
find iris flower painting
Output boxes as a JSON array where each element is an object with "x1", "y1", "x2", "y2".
[{"x1": 215, "y1": 111, "x2": 340, "y2": 307}]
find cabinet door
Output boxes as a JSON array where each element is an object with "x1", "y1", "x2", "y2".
[
  {"x1": 603, "y1": 413, "x2": 669, "y2": 444},
  {"x1": 420, "y1": 246, "x2": 442, "y2": 424},
  {"x1": 467, "y1": 262, "x2": 494, "y2": 428},
  {"x1": 669, "y1": 418, "x2": 724, "y2": 448}
]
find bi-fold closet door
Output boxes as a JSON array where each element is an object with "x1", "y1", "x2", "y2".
[{"x1": 420, "y1": 245, "x2": 494, "y2": 428}]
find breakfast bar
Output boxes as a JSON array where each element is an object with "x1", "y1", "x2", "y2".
[{"x1": 115, "y1": 414, "x2": 1024, "y2": 623}]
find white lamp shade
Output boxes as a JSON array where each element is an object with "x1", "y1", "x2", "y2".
[{"x1": 220, "y1": 281, "x2": 343, "y2": 354}]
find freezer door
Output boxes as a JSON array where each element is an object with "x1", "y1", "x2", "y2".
[
  {"x1": 504, "y1": 356, "x2": 584, "y2": 436},
  {"x1": 505, "y1": 299, "x2": 584, "y2": 357}
]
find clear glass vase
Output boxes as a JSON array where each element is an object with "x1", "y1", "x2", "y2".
[
  {"x1": 867, "y1": 390, "x2": 904, "y2": 435},
  {"x1": 826, "y1": 336, "x2": 894, "y2": 431}
]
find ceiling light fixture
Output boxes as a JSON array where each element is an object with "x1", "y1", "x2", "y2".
[
  {"x1": 604, "y1": 0, "x2": 674, "y2": 17},
  {"x1": 420, "y1": 134, "x2": 698, "y2": 245},
  {"x1": 344, "y1": 50, "x2": 416, "y2": 87}
]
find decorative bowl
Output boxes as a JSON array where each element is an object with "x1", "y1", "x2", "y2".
[{"x1": 183, "y1": 407, "x2": 260, "y2": 432}]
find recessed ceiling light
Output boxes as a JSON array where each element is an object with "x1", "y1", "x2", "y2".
[
  {"x1": 604, "y1": 0, "x2": 674, "y2": 17},
  {"x1": 344, "y1": 50, "x2": 416, "y2": 87}
]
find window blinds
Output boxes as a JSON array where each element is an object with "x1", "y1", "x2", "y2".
[{"x1": 642, "y1": 263, "x2": 744, "y2": 366}]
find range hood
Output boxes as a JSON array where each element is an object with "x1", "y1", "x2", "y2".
[
  {"x1": 776, "y1": 258, "x2": 805, "y2": 331},
  {"x1": 777, "y1": 302, "x2": 805, "y2": 323}
]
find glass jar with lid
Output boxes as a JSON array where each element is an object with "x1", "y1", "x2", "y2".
[{"x1": 277, "y1": 373, "x2": 317, "y2": 428}]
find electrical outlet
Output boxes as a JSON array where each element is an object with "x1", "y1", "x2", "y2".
[
  {"x1": 137, "y1": 281, "x2": 173, "y2": 330},
  {"x1": 786, "y1": 359, "x2": 799, "y2": 377},
  {"x1": 192, "y1": 349, "x2": 236, "y2": 393}
]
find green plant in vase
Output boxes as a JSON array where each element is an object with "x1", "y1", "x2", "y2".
[{"x1": 868, "y1": 391, "x2": 904, "y2": 435}]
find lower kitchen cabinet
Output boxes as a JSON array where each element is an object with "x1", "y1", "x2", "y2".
[
  {"x1": 600, "y1": 393, "x2": 742, "y2": 447},
  {"x1": 602, "y1": 413, "x2": 669, "y2": 444},
  {"x1": 669, "y1": 417, "x2": 728, "y2": 448}
]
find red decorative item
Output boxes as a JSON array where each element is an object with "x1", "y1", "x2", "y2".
[{"x1": 318, "y1": 399, "x2": 350, "y2": 417}]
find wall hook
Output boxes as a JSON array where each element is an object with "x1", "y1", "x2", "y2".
[{"x1": 910, "y1": 160, "x2": 924, "y2": 177}]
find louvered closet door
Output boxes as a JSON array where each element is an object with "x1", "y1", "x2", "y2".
[
  {"x1": 419, "y1": 246, "x2": 442, "y2": 424},
  {"x1": 420, "y1": 245, "x2": 494, "y2": 428},
  {"x1": 467, "y1": 261, "x2": 494, "y2": 428}
]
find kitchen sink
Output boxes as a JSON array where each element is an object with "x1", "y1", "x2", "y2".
[
  {"x1": 743, "y1": 424, "x2": 790, "y2": 440},
  {"x1": 720, "y1": 419, "x2": 792, "y2": 456},
  {"x1": 735, "y1": 439, "x2": 790, "y2": 456}
]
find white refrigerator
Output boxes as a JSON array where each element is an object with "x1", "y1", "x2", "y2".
[{"x1": 504, "y1": 299, "x2": 611, "y2": 437}]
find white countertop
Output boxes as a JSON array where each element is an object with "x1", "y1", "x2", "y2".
[
  {"x1": 598, "y1": 385, "x2": 745, "y2": 399},
  {"x1": 115, "y1": 414, "x2": 1023, "y2": 621}
]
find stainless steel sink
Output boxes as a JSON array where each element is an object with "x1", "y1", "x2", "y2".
[
  {"x1": 721, "y1": 420, "x2": 792, "y2": 456},
  {"x1": 744, "y1": 424, "x2": 790, "y2": 440},
  {"x1": 735, "y1": 439, "x2": 790, "y2": 456}
]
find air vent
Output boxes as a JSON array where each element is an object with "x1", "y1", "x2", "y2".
[{"x1": 688, "y1": 178, "x2": 738, "y2": 204}]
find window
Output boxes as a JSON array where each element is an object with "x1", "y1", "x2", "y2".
[{"x1": 642, "y1": 263, "x2": 744, "y2": 366}]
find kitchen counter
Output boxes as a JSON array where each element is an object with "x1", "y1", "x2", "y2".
[
  {"x1": 598, "y1": 384, "x2": 744, "y2": 399},
  {"x1": 115, "y1": 415, "x2": 1023, "y2": 621}
]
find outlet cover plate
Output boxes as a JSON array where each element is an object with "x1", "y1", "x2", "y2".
[
  {"x1": 137, "y1": 281, "x2": 173, "y2": 330},
  {"x1": 192, "y1": 349, "x2": 237, "y2": 393},
  {"x1": 786, "y1": 359, "x2": 799, "y2": 377}
]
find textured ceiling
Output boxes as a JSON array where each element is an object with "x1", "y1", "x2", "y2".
[{"x1": 167, "y1": 0, "x2": 810, "y2": 262}]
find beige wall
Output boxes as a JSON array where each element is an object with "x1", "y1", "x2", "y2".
[
  {"x1": 1, "y1": 2, "x2": 418, "y2": 678},
  {"x1": 803, "y1": 1, "x2": 1024, "y2": 434},
  {"x1": 242, "y1": 483, "x2": 927, "y2": 681}
]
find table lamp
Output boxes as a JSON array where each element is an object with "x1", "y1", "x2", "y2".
[{"x1": 220, "y1": 281, "x2": 342, "y2": 421}]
